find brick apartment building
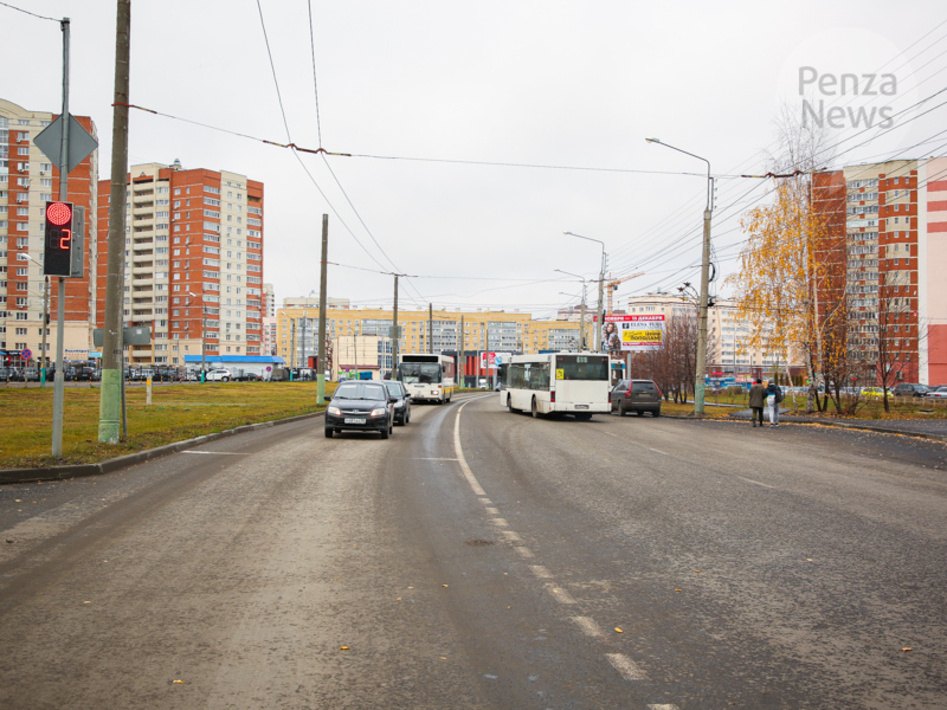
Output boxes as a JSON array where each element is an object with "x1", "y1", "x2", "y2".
[
  {"x1": 96, "y1": 162, "x2": 264, "y2": 367},
  {"x1": 0, "y1": 98, "x2": 98, "y2": 368},
  {"x1": 812, "y1": 158, "x2": 947, "y2": 385}
]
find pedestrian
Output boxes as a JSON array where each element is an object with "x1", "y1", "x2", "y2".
[
  {"x1": 765, "y1": 380, "x2": 783, "y2": 426},
  {"x1": 748, "y1": 378, "x2": 766, "y2": 428}
]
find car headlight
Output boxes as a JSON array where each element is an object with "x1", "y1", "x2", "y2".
[
  {"x1": 370, "y1": 407, "x2": 388, "y2": 417},
  {"x1": 327, "y1": 406, "x2": 342, "y2": 416},
  {"x1": 394, "y1": 401, "x2": 405, "y2": 409}
]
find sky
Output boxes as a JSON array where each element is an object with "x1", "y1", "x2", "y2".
[{"x1": 3, "y1": 0, "x2": 947, "y2": 319}]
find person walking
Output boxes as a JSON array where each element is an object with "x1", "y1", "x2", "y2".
[
  {"x1": 748, "y1": 378, "x2": 766, "y2": 428},
  {"x1": 765, "y1": 380, "x2": 783, "y2": 426}
]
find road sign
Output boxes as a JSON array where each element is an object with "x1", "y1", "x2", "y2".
[
  {"x1": 33, "y1": 114, "x2": 98, "y2": 174},
  {"x1": 21, "y1": 348, "x2": 32, "y2": 361}
]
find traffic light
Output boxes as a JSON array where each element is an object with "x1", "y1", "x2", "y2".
[{"x1": 43, "y1": 201, "x2": 74, "y2": 276}]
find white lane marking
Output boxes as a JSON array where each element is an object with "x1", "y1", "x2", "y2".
[
  {"x1": 484, "y1": 506, "x2": 500, "y2": 515},
  {"x1": 452, "y1": 408, "x2": 488, "y2": 496},
  {"x1": 514, "y1": 546, "x2": 535, "y2": 559},
  {"x1": 529, "y1": 565, "x2": 553, "y2": 580},
  {"x1": 490, "y1": 517, "x2": 509, "y2": 528},
  {"x1": 648, "y1": 705, "x2": 680, "y2": 710},
  {"x1": 606, "y1": 653, "x2": 648, "y2": 681},
  {"x1": 479, "y1": 497, "x2": 493, "y2": 505},
  {"x1": 572, "y1": 615, "x2": 607, "y2": 640},
  {"x1": 180, "y1": 450, "x2": 247, "y2": 456},
  {"x1": 546, "y1": 583, "x2": 576, "y2": 604},
  {"x1": 734, "y1": 475, "x2": 776, "y2": 489},
  {"x1": 648, "y1": 447, "x2": 669, "y2": 456},
  {"x1": 501, "y1": 530, "x2": 523, "y2": 543},
  {"x1": 414, "y1": 457, "x2": 460, "y2": 461}
]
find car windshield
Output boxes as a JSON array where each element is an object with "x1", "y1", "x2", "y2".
[
  {"x1": 384, "y1": 382, "x2": 403, "y2": 396},
  {"x1": 334, "y1": 383, "x2": 386, "y2": 400}
]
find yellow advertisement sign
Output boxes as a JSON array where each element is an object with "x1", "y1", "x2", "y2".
[
  {"x1": 623, "y1": 329, "x2": 663, "y2": 343},
  {"x1": 556, "y1": 368, "x2": 564, "y2": 380}
]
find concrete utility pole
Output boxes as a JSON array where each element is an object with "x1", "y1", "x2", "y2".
[
  {"x1": 98, "y1": 0, "x2": 131, "y2": 443},
  {"x1": 316, "y1": 214, "x2": 328, "y2": 404},
  {"x1": 459, "y1": 315, "x2": 465, "y2": 388},
  {"x1": 428, "y1": 304, "x2": 433, "y2": 354},
  {"x1": 391, "y1": 275, "x2": 399, "y2": 378},
  {"x1": 646, "y1": 137, "x2": 713, "y2": 416}
]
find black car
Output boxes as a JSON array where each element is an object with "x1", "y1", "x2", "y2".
[
  {"x1": 610, "y1": 379, "x2": 662, "y2": 417},
  {"x1": 893, "y1": 383, "x2": 929, "y2": 397},
  {"x1": 325, "y1": 381, "x2": 394, "y2": 439},
  {"x1": 384, "y1": 380, "x2": 411, "y2": 425}
]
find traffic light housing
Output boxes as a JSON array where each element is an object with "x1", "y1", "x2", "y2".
[{"x1": 43, "y1": 201, "x2": 74, "y2": 276}]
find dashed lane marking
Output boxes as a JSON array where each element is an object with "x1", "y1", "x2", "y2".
[
  {"x1": 606, "y1": 653, "x2": 648, "y2": 681},
  {"x1": 572, "y1": 615, "x2": 607, "y2": 640}
]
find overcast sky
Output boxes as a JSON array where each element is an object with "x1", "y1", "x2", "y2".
[{"x1": 4, "y1": 1, "x2": 947, "y2": 317}]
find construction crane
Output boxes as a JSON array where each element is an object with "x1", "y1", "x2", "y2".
[{"x1": 606, "y1": 271, "x2": 645, "y2": 314}]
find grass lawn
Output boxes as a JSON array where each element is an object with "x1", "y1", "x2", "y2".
[{"x1": 0, "y1": 381, "x2": 331, "y2": 470}]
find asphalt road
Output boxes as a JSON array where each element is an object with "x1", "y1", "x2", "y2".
[{"x1": 0, "y1": 395, "x2": 944, "y2": 709}]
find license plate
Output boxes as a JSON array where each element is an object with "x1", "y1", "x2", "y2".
[
  {"x1": 575, "y1": 404, "x2": 589, "y2": 409},
  {"x1": 344, "y1": 418, "x2": 366, "y2": 425}
]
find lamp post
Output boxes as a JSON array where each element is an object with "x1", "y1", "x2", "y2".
[
  {"x1": 187, "y1": 291, "x2": 205, "y2": 380},
  {"x1": 646, "y1": 137, "x2": 713, "y2": 416},
  {"x1": 563, "y1": 232, "x2": 606, "y2": 352},
  {"x1": 556, "y1": 269, "x2": 590, "y2": 350}
]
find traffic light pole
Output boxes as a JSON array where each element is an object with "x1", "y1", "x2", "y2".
[{"x1": 51, "y1": 17, "x2": 71, "y2": 458}]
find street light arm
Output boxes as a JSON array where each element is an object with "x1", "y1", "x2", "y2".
[{"x1": 645, "y1": 138, "x2": 712, "y2": 211}]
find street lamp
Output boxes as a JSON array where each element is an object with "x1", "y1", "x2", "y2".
[
  {"x1": 646, "y1": 137, "x2": 713, "y2": 416},
  {"x1": 187, "y1": 291, "x2": 206, "y2": 380},
  {"x1": 563, "y1": 232, "x2": 606, "y2": 352},
  {"x1": 556, "y1": 269, "x2": 590, "y2": 350}
]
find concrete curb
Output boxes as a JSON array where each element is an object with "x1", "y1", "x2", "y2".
[{"x1": 0, "y1": 411, "x2": 323, "y2": 485}]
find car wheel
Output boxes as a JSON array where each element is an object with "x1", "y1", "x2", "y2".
[
  {"x1": 636, "y1": 410, "x2": 644, "y2": 417},
  {"x1": 325, "y1": 427, "x2": 334, "y2": 438},
  {"x1": 653, "y1": 409, "x2": 661, "y2": 417},
  {"x1": 380, "y1": 422, "x2": 390, "y2": 440},
  {"x1": 618, "y1": 404, "x2": 626, "y2": 417}
]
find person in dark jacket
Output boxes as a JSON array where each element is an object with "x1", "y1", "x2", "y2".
[
  {"x1": 765, "y1": 381, "x2": 782, "y2": 426},
  {"x1": 748, "y1": 379, "x2": 766, "y2": 427}
]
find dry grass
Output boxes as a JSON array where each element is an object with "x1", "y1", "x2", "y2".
[{"x1": 0, "y1": 381, "x2": 332, "y2": 470}]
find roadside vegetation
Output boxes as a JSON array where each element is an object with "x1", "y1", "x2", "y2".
[{"x1": 0, "y1": 382, "x2": 331, "y2": 471}]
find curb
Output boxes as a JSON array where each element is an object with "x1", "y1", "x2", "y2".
[{"x1": 0, "y1": 411, "x2": 323, "y2": 485}]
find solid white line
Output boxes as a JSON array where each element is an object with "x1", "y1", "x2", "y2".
[
  {"x1": 606, "y1": 653, "x2": 648, "y2": 681},
  {"x1": 647, "y1": 705, "x2": 680, "y2": 710},
  {"x1": 734, "y1": 475, "x2": 776, "y2": 489},
  {"x1": 180, "y1": 450, "x2": 246, "y2": 456},
  {"x1": 453, "y1": 405, "x2": 488, "y2": 496},
  {"x1": 413, "y1": 457, "x2": 460, "y2": 461},
  {"x1": 572, "y1": 615, "x2": 607, "y2": 640}
]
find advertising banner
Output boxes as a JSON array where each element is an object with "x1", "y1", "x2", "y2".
[{"x1": 602, "y1": 314, "x2": 665, "y2": 352}]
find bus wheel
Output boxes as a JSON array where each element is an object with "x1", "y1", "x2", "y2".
[
  {"x1": 531, "y1": 397, "x2": 539, "y2": 418},
  {"x1": 507, "y1": 395, "x2": 519, "y2": 413}
]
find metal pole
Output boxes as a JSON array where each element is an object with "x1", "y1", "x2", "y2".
[
  {"x1": 51, "y1": 17, "x2": 71, "y2": 457},
  {"x1": 459, "y1": 315, "x2": 465, "y2": 388},
  {"x1": 98, "y1": 0, "x2": 131, "y2": 443},
  {"x1": 428, "y1": 303, "x2": 433, "y2": 354},
  {"x1": 316, "y1": 214, "x2": 328, "y2": 404},
  {"x1": 596, "y1": 252, "x2": 606, "y2": 352},
  {"x1": 695, "y1": 206, "x2": 712, "y2": 415},
  {"x1": 579, "y1": 284, "x2": 587, "y2": 351},
  {"x1": 41, "y1": 277, "x2": 49, "y2": 387}
]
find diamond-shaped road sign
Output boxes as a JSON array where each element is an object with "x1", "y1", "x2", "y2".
[{"x1": 34, "y1": 114, "x2": 98, "y2": 174}]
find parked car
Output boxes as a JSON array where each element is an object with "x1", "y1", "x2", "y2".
[
  {"x1": 205, "y1": 368, "x2": 233, "y2": 382},
  {"x1": 610, "y1": 379, "x2": 662, "y2": 417},
  {"x1": 325, "y1": 380, "x2": 394, "y2": 439},
  {"x1": 860, "y1": 387, "x2": 891, "y2": 399},
  {"x1": 923, "y1": 386, "x2": 947, "y2": 399},
  {"x1": 893, "y1": 383, "x2": 930, "y2": 397},
  {"x1": 384, "y1": 380, "x2": 411, "y2": 425}
]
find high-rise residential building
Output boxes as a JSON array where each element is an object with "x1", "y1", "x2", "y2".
[
  {"x1": 813, "y1": 158, "x2": 947, "y2": 384},
  {"x1": 0, "y1": 98, "x2": 98, "y2": 368},
  {"x1": 96, "y1": 162, "x2": 264, "y2": 366}
]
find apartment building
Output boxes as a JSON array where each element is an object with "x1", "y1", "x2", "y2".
[
  {"x1": 275, "y1": 302, "x2": 589, "y2": 376},
  {"x1": 96, "y1": 162, "x2": 264, "y2": 366},
  {"x1": 0, "y1": 99, "x2": 98, "y2": 367},
  {"x1": 624, "y1": 293, "x2": 802, "y2": 380},
  {"x1": 812, "y1": 158, "x2": 947, "y2": 384}
]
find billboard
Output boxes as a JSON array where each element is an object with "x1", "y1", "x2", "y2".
[{"x1": 603, "y1": 314, "x2": 665, "y2": 352}]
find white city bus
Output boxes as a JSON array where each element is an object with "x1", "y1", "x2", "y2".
[
  {"x1": 397, "y1": 353, "x2": 456, "y2": 403},
  {"x1": 499, "y1": 352, "x2": 610, "y2": 419}
]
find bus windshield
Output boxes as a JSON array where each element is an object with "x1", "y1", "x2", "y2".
[
  {"x1": 400, "y1": 362, "x2": 442, "y2": 384},
  {"x1": 555, "y1": 355, "x2": 609, "y2": 381}
]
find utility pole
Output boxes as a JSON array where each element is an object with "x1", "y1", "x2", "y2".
[
  {"x1": 98, "y1": 0, "x2": 131, "y2": 443},
  {"x1": 428, "y1": 304, "x2": 433, "y2": 354},
  {"x1": 391, "y1": 274, "x2": 399, "y2": 378},
  {"x1": 316, "y1": 214, "x2": 328, "y2": 404},
  {"x1": 300, "y1": 315, "x2": 307, "y2": 370},
  {"x1": 459, "y1": 315, "x2": 465, "y2": 388}
]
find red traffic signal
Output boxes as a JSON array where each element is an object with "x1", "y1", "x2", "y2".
[{"x1": 43, "y1": 201, "x2": 74, "y2": 276}]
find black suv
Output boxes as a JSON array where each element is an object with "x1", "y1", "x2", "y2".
[
  {"x1": 384, "y1": 380, "x2": 411, "y2": 425},
  {"x1": 893, "y1": 383, "x2": 929, "y2": 397},
  {"x1": 610, "y1": 379, "x2": 662, "y2": 417},
  {"x1": 325, "y1": 381, "x2": 394, "y2": 439}
]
